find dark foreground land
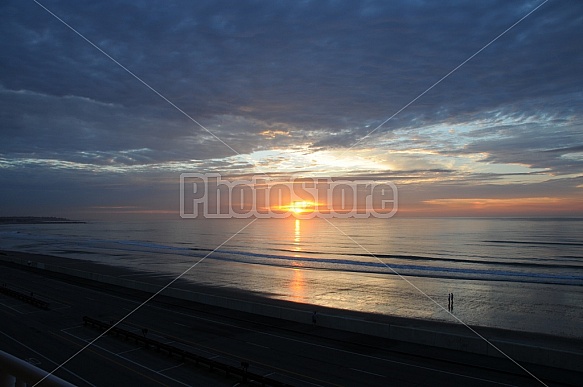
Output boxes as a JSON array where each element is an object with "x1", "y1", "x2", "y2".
[{"x1": 0, "y1": 250, "x2": 581, "y2": 386}]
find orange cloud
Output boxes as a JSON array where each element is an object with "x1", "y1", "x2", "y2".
[
  {"x1": 259, "y1": 130, "x2": 290, "y2": 139},
  {"x1": 423, "y1": 197, "x2": 562, "y2": 208}
]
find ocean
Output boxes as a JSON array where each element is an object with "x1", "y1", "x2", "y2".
[{"x1": 1, "y1": 217, "x2": 582, "y2": 338}]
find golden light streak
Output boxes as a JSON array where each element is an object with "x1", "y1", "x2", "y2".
[
  {"x1": 423, "y1": 197, "x2": 563, "y2": 208},
  {"x1": 294, "y1": 218, "x2": 301, "y2": 252}
]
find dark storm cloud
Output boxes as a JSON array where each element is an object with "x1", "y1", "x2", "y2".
[
  {"x1": 0, "y1": 85, "x2": 252, "y2": 163},
  {"x1": 3, "y1": 1, "x2": 582, "y2": 134}
]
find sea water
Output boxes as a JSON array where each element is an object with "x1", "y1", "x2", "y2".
[{"x1": 1, "y1": 217, "x2": 582, "y2": 337}]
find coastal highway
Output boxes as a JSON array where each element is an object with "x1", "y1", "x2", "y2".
[{"x1": 0, "y1": 262, "x2": 579, "y2": 386}]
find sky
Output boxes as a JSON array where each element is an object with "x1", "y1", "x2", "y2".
[{"x1": 1, "y1": 0, "x2": 582, "y2": 219}]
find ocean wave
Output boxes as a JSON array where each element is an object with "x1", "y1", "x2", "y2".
[
  {"x1": 485, "y1": 240, "x2": 583, "y2": 247},
  {"x1": 268, "y1": 248, "x2": 583, "y2": 270},
  {"x1": 115, "y1": 240, "x2": 192, "y2": 251},
  {"x1": 210, "y1": 249, "x2": 583, "y2": 285},
  {"x1": 2, "y1": 230, "x2": 582, "y2": 285}
]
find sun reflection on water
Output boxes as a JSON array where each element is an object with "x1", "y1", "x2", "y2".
[
  {"x1": 289, "y1": 266, "x2": 306, "y2": 301},
  {"x1": 294, "y1": 218, "x2": 301, "y2": 254}
]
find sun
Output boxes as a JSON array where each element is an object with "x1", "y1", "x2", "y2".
[
  {"x1": 272, "y1": 200, "x2": 317, "y2": 216},
  {"x1": 289, "y1": 200, "x2": 313, "y2": 214}
]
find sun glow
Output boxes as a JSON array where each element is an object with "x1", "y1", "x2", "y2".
[
  {"x1": 269, "y1": 199, "x2": 320, "y2": 217},
  {"x1": 289, "y1": 201, "x2": 312, "y2": 214}
]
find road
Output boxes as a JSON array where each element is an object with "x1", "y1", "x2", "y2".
[{"x1": 0, "y1": 262, "x2": 579, "y2": 386}]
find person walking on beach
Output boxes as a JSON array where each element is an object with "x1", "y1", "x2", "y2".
[{"x1": 448, "y1": 293, "x2": 451, "y2": 310}]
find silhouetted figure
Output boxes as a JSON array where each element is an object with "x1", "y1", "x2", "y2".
[
  {"x1": 312, "y1": 311, "x2": 317, "y2": 325},
  {"x1": 448, "y1": 293, "x2": 451, "y2": 310}
]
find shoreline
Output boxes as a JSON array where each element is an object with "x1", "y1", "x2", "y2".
[
  {"x1": 1, "y1": 248, "x2": 582, "y2": 372},
  {"x1": 0, "y1": 216, "x2": 85, "y2": 224}
]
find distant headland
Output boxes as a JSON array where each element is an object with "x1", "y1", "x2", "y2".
[{"x1": 0, "y1": 216, "x2": 85, "y2": 224}]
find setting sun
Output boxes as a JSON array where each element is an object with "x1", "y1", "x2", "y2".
[{"x1": 289, "y1": 201, "x2": 313, "y2": 214}]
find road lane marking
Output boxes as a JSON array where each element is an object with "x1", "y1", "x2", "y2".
[
  {"x1": 61, "y1": 325, "x2": 84, "y2": 332},
  {"x1": 48, "y1": 281, "x2": 515, "y2": 387},
  {"x1": 350, "y1": 368, "x2": 385, "y2": 378},
  {"x1": 135, "y1": 306, "x2": 516, "y2": 386},
  {"x1": 61, "y1": 325, "x2": 99, "y2": 339},
  {"x1": 23, "y1": 279, "x2": 340, "y2": 387},
  {"x1": 0, "y1": 330, "x2": 96, "y2": 386},
  {"x1": 274, "y1": 373, "x2": 325, "y2": 387},
  {"x1": 32, "y1": 272, "x2": 512, "y2": 386},
  {"x1": 246, "y1": 341, "x2": 269, "y2": 349},
  {"x1": 122, "y1": 322, "x2": 341, "y2": 387},
  {"x1": 0, "y1": 301, "x2": 26, "y2": 314},
  {"x1": 54, "y1": 331, "x2": 167, "y2": 387},
  {"x1": 62, "y1": 330, "x2": 190, "y2": 387},
  {"x1": 50, "y1": 305, "x2": 72, "y2": 311},
  {"x1": 0, "y1": 304, "x2": 18, "y2": 317},
  {"x1": 116, "y1": 347, "x2": 142, "y2": 355},
  {"x1": 2, "y1": 281, "x2": 71, "y2": 307},
  {"x1": 158, "y1": 362, "x2": 184, "y2": 373}
]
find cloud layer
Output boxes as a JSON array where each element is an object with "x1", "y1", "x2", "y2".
[{"x1": 1, "y1": 0, "x2": 582, "y2": 217}]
